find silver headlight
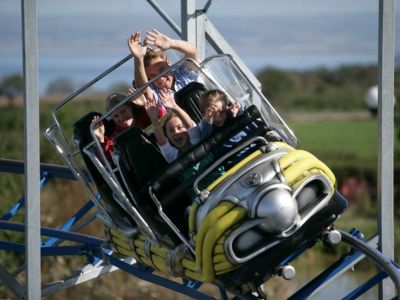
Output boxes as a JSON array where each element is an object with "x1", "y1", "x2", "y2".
[{"x1": 256, "y1": 188, "x2": 298, "y2": 235}]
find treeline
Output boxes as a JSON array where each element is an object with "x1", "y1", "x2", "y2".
[
  {"x1": 2, "y1": 65, "x2": 400, "y2": 112},
  {"x1": 0, "y1": 74, "x2": 130, "y2": 101},
  {"x1": 257, "y1": 65, "x2": 400, "y2": 111}
]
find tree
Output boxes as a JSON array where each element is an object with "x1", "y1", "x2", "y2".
[
  {"x1": 46, "y1": 77, "x2": 75, "y2": 94},
  {"x1": 0, "y1": 74, "x2": 24, "y2": 106},
  {"x1": 257, "y1": 68, "x2": 295, "y2": 99},
  {"x1": 108, "y1": 81, "x2": 130, "y2": 94}
]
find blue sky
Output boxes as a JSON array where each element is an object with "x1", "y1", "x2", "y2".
[{"x1": 0, "y1": 0, "x2": 399, "y2": 92}]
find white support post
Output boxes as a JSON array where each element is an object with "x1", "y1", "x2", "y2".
[
  {"x1": 146, "y1": 0, "x2": 181, "y2": 36},
  {"x1": 377, "y1": 0, "x2": 395, "y2": 298},
  {"x1": 195, "y1": 10, "x2": 207, "y2": 61},
  {"x1": 181, "y1": 0, "x2": 196, "y2": 43},
  {"x1": 205, "y1": 20, "x2": 261, "y2": 91},
  {"x1": 21, "y1": 0, "x2": 41, "y2": 298}
]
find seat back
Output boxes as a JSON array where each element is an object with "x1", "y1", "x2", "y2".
[
  {"x1": 175, "y1": 81, "x2": 207, "y2": 123},
  {"x1": 113, "y1": 126, "x2": 169, "y2": 190},
  {"x1": 72, "y1": 112, "x2": 135, "y2": 228},
  {"x1": 113, "y1": 126, "x2": 187, "y2": 244},
  {"x1": 72, "y1": 112, "x2": 114, "y2": 192}
]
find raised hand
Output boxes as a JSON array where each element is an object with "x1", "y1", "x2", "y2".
[
  {"x1": 127, "y1": 87, "x2": 136, "y2": 95},
  {"x1": 145, "y1": 94, "x2": 168, "y2": 146},
  {"x1": 145, "y1": 97, "x2": 160, "y2": 123},
  {"x1": 91, "y1": 115, "x2": 105, "y2": 143},
  {"x1": 229, "y1": 101, "x2": 241, "y2": 118},
  {"x1": 204, "y1": 106, "x2": 215, "y2": 124},
  {"x1": 159, "y1": 89, "x2": 177, "y2": 110},
  {"x1": 127, "y1": 88, "x2": 147, "y2": 106},
  {"x1": 128, "y1": 31, "x2": 147, "y2": 59},
  {"x1": 144, "y1": 29, "x2": 171, "y2": 50}
]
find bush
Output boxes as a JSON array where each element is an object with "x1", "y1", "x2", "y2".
[
  {"x1": 257, "y1": 65, "x2": 380, "y2": 112},
  {"x1": 46, "y1": 77, "x2": 75, "y2": 94}
]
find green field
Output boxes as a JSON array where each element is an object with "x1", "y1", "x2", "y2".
[{"x1": 290, "y1": 119, "x2": 381, "y2": 171}]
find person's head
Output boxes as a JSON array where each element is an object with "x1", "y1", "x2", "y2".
[
  {"x1": 144, "y1": 48, "x2": 174, "y2": 90},
  {"x1": 105, "y1": 93, "x2": 135, "y2": 129},
  {"x1": 163, "y1": 113, "x2": 190, "y2": 151},
  {"x1": 199, "y1": 89, "x2": 229, "y2": 127}
]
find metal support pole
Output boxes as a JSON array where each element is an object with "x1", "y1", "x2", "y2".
[
  {"x1": 204, "y1": 20, "x2": 262, "y2": 91},
  {"x1": 181, "y1": 0, "x2": 196, "y2": 44},
  {"x1": 195, "y1": 10, "x2": 207, "y2": 61},
  {"x1": 0, "y1": 264, "x2": 25, "y2": 298},
  {"x1": 22, "y1": 0, "x2": 41, "y2": 298},
  {"x1": 377, "y1": 0, "x2": 395, "y2": 298},
  {"x1": 147, "y1": 1, "x2": 261, "y2": 91},
  {"x1": 146, "y1": 0, "x2": 181, "y2": 36}
]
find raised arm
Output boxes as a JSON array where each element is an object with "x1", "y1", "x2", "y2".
[
  {"x1": 228, "y1": 101, "x2": 245, "y2": 118},
  {"x1": 127, "y1": 87, "x2": 147, "y2": 106},
  {"x1": 187, "y1": 106, "x2": 214, "y2": 146},
  {"x1": 159, "y1": 89, "x2": 194, "y2": 129},
  {"x1": 145, "y1": 97, "x2": 168, "y2": 146},
  {"x1": 91, "y1": 115, "x2": 105, "y2": 143},
  {"x1": 128, "y1": 31, "x2": 153, "y2": 99},
  {"x1": 145, "y1": 29, "x2": 199, "y2": 63}
]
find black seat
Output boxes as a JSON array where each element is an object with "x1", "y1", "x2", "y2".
[
  {"x1": 72, "y1": 112, "x2": 136, "y2": 228},
  {"x1": 113, "y1": 126, "x2": 189, "y2": 244},
  {"x1": 175, "y1": 81, "x2": 207, "y2": 123},
  {"x1": 113, "y1": 126, "x2": 168, "y2": 191}
]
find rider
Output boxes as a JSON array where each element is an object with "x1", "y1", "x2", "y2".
[
  {"x1": 91, "y1": 91, "x2": 165, "y2": 159},
  {"x1": 128, "y1": 29, "x2": 199, "y2": 110}
]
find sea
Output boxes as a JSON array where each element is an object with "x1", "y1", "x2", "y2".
[
  {"x1": 0, "y1": 50, "x2": 379, "y2": 97},
  {"x1": 1, "y1": 4, "x2": 397, "y2": 97},
  {"x1": 0, "y1": 51, "x2": 135, "y2": 95}
]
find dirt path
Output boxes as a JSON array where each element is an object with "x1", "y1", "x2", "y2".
[
  {"x1": 1, "y1": 95, "x2": 374, "y2": 122},
  {"x1": 283, "y1": 110, "x2": 373, "y2": 122}
]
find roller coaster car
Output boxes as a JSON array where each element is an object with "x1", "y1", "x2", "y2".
[{"x1": 44, "y1": 55, "x2": 347, "y2": 297}]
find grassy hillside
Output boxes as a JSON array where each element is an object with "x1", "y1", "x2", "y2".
[{"x1": 291, "y1": 119, "x2": 380, "y2": 170}]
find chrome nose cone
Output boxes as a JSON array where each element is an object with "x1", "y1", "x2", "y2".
[{"x1": 256, "y1": 188, "x2": 298, "y2": 234}]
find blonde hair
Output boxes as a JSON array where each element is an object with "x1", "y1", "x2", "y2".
[{"x1": 199, "y1": 89, "x2": 229, "y2": 113}]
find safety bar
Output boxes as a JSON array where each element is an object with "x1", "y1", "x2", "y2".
[{"x1": 193, "y1": 136, "x2": 267, "y2": 196}]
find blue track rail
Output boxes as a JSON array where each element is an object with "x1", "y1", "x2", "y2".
[
  {"x1": 0, "y1": 159, "x2": 221, "y2": 299},
  {"x1": 1, "y1": 158, "x2": 399, "y2": 299}
]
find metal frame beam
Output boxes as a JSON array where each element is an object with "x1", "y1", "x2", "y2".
[
  {"x1": 181, "y1": 0, "x2": 196, "y2": 44},
  {"x1": 21, "y1": 0, "x2": 41, "y2": 298},
  {"x1": 0, "y1": 264, "x2": 25, "y2": 299},
  {"x1": 204, "y1": 20, "x2": 261, "y2": 90},
  {"x1": 378, "y1": 0, "x2": 396, "y2": 298},
  {"x1": 41, "y1": 257, "x2": 136, "y2": 297},
  {"x1": 147, "y1": 0, "x2": 261, "y2": 90}
]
